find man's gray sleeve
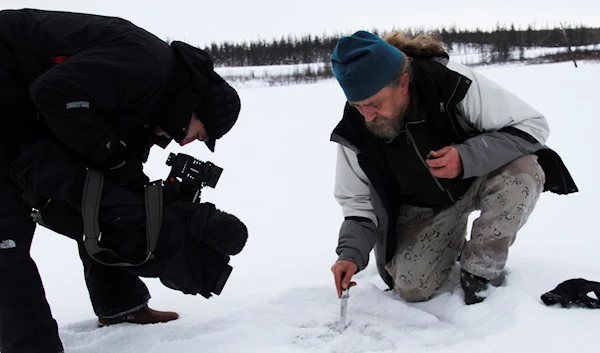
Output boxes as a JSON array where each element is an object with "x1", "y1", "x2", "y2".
[
  {"x1": 446, "y1": 61, "x2": 550, "y2": 179},
  {"x1": 336, "y1": 217, "x2": 377, "y2": 272},
  {"x1": 333, "y1": 144, "x2": 378, "y2": 271},
  {"x1": 456, "y1": 128, "x2": 543, "y2": 178}
]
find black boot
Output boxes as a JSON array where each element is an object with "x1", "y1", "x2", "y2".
[{"x1": 460, "y1": 269, "x2": 490, "y2": 305}]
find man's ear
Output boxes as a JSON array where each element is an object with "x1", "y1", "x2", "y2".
[{"x1": 400, "y1": 72, "x2": 410, "y2": 95}]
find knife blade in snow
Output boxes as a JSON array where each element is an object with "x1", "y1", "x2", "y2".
[{"x1": 339, "y1": 288, "x2": 350, "y2": 333}]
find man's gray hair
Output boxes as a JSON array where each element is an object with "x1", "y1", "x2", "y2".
[{"x1": 388, "y1": 52, "x2": 412, "y2": 87}]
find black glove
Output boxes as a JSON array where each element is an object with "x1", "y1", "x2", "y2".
[
  {"x1": 541, "y1": 278, "x2": 600, "y2": 309},
  {"x1": 102, "y1": 142, "x2": 149, "y2": 190}
]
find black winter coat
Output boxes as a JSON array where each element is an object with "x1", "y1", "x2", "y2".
[{"x1": 0, "y1": 9, "x2": 210, "y2": 166}]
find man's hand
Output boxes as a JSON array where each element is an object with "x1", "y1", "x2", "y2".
[
  {"x1": 426, "y1": 146, "x2": 463, "y2": 179},
  {"x1": 331, "y1": 260, "x2": 358, "y2": 298}
]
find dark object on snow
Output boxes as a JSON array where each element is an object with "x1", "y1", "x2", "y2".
[
  {"x1": 460, "y1": 269, "x2": 490, "y2": 305},
  {"x1": 541, "y1": 278, "x2": 600, "y2": 309}
]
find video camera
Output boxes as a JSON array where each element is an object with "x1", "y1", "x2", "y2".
[{"x1": 164, "y1": 153, "x2": 223, "y2": 203}]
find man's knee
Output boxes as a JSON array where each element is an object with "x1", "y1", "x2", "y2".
[
  {"x1": 387, "y1": 262, "x2": 449, "y2": 302},
  {"x1": 504, "y1": 155, "x2": 545, "y2": 193},
  {"x1": 396, "y1": 285, "x2": 437, "y2": 302},
  {"x1": 484, "y1": 154, "x2": 545, "y2": 215}
]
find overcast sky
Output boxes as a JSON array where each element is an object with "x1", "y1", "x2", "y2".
[{"x1": 2, "y1": 0, "x2": 599, "y2": 47}]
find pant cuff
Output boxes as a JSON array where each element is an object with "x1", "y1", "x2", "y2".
[{"x1": 96, "y1": 294, "x2": 150, "y2": 319}]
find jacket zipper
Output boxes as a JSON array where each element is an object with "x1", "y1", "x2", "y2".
[
  {"x1": 441, "y1": 77, "x2": 463, "y2": 139},
  {"x1": 405, "y1": 121, "x2": 456, "y2": 204},
  {"x1": 424, "y1": 69, "x2": 463, "y2": 139}
]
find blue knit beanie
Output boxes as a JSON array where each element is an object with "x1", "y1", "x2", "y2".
[{"x1": 331, "y1": 30, "x2": 404, "y2": 102}]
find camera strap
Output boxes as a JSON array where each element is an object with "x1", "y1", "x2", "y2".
[{"x1": 81, "y1": 169, "x2": 163, "y2": 267}]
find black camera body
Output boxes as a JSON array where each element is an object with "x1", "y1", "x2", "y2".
[{"x1": 164, "y1": 153, "x2": 223, "y2": 203}]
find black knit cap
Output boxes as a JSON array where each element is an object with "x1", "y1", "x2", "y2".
[
  {"x1": 166, "y1": 41, "x2": 241, "y2": 151},
  {"x1": 195, "y1": 72, "x2": 241, "y2": 152}
]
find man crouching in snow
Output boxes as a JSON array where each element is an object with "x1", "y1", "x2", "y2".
[
  {"x1": 0, "y1": 8, "x2": 241, "y2": 353},
  {"x1": 328, "y1": 30, "x2": 578, "y2": 305}
]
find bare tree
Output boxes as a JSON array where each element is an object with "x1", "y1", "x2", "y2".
[{"x1": 560, "y1": 22, "x2": 578, "y2": 68}]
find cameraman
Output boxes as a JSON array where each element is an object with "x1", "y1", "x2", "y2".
[{"x1": 0, "y1": 9, "x2": 241, "y2": 353}]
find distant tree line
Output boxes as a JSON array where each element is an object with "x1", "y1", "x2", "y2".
[
  {"x1": 218, "y1": 64, "x2": 334, "y2": 87},
  {"x1": 199, "y1": 24, "x2": 600, "y2": 67}
]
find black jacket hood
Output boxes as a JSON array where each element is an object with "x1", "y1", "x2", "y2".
[
  {"x1": 157, "y1": 41, "x2": 241, "y2": 152},
  {"x1": 156, "y1": 41, "x2": 214, "y2": 143}
]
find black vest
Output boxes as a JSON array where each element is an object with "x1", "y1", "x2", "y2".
[{"x1": 381, "y1": 82, "x2": 475, "y2": 208}]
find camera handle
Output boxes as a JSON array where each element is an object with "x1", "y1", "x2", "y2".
[{"x1": 164, "y1": 175, "x2": 204, "y2": 204}]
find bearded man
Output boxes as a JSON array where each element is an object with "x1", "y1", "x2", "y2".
[{"x1": 328, "y1": 30, "x2": 577, "y2": 305}]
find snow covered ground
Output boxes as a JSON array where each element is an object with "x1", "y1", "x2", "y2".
[{"x1": 29, "y1": 60, "x2": 600, "y2": 353}]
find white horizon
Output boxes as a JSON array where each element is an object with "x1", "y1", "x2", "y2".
[{"x1": 2, "y1": 0, "x2": 599, "y2": 48}]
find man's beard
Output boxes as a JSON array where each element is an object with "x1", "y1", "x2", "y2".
[{"x1": 365, "y1": 106, "x2": 407, "y2": 140}]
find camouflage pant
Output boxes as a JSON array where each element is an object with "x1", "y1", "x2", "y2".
[{"x1": 385, "y1": 155, "x2": 545, "y2": 302}]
